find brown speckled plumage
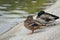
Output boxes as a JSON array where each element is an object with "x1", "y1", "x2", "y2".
[{"x1": 24, "y1": 16, "x2": 41, "y2": 30}]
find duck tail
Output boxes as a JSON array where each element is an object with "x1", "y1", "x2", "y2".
[{"x1": 55, "y1": 16, "x2": 59, "y2": 20}]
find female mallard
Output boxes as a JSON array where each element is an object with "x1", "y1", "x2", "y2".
[{"x1": 24, "y1": 15, "x2": 46, "y2": 34}]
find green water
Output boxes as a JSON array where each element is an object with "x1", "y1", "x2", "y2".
[
  {"x1": 0, "y1": 0, "x2": 56, "y2": 23},
  {"x1": 0, "y1": 0, "x2": 47, "y2": 13}
]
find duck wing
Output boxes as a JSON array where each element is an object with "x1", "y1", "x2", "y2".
[{"x1": 45, "y1": 13, "x2": 59, "y2": 20}]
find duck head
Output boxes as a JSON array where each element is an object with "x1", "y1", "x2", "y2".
[
  {"x1": 37, "y1": 11, "x2": 45, "y2": 18},
  {"x1": 26, "y1": 15, "x2": 33, "y2": 21}
]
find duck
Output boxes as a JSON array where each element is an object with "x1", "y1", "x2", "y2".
[
  {"x1": 36, "y1": 11, "x2": 59, "y2": 24},
  {"x1": 24, "y1": 15, "x2": 46, "y2": 34}
]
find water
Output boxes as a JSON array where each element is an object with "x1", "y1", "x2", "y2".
[{"x1": 0, "y1": 0, "x2": 56, "y2": 35}]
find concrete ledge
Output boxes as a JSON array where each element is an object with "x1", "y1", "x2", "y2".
[{"x1": 0, "y1": 23, "x2": 22, "y2": 40}]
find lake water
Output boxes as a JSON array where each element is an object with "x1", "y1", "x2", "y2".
[{"x1": 0, "y1": 0, "x2": 56, "y2": 35}]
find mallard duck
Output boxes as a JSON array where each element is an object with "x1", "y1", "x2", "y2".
[
  {"x1": 36, "y1": 11, "x2": 59, "y2": 24},
  {"x1": 24, "y1": 15, "x2": 45, "y2": 34}
]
